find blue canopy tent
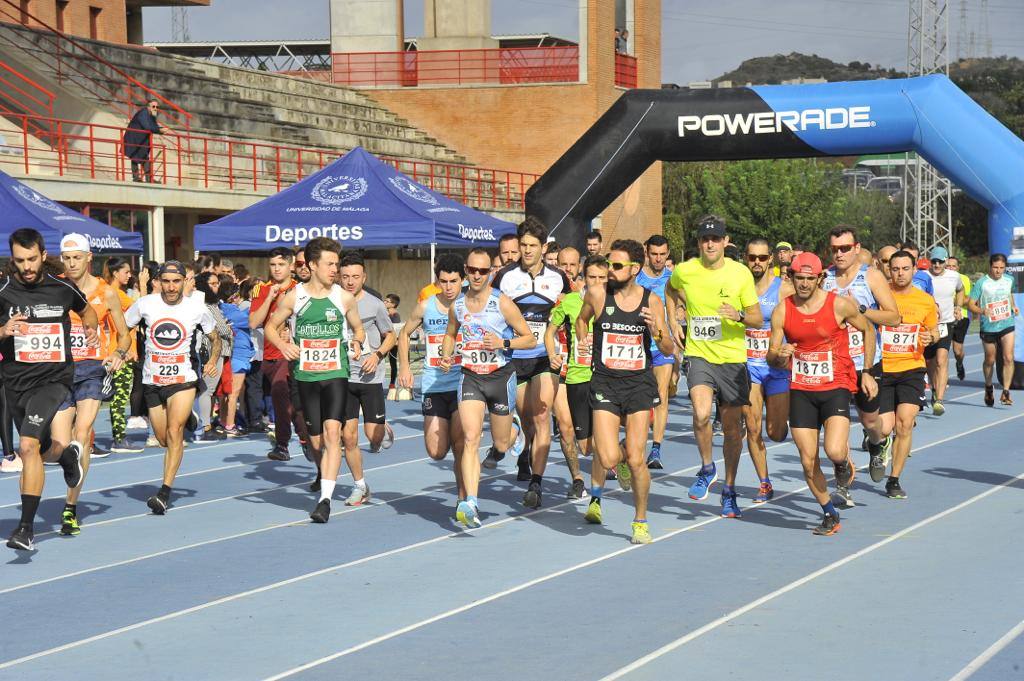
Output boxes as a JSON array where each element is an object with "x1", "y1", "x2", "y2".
[
  {"x1": 0, "y1": 171, "x2": 143, "y2": 255},
  {"x1": 193, "y1": 147, "x2": 516, "y2": 256}
]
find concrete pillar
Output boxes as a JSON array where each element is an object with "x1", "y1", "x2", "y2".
[
  {"x1": 330, "y1": 0, "x2": 403, "y2": 53},
  {"x1": 420, "y1": 0, "x2": 496, "y2": 49},
  {"x1": 578, "y1": 0, "x2": 588, "y2": 83},
  {"x1": 126, "y1": 8, "x2": 143, "y2": 46},
  {"x1": 151, "y1": 205, "x2": 165, "y2": 262}
]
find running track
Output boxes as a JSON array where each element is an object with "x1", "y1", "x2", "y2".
[{"x1": 0, "y1": 335, "x2": 1020, "y2": 681}]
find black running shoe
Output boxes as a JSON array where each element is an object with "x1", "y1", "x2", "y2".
[
  {"x1": 301, "y1": 442, "x2": 314, "y2": 462},
  {"x1": 812, "y1": 513, "x2": 841, "y2": 536},
  {"x1": 481, "y1": 446, "x2": 506, "y2": 470},
  {"x1": 985, "y1": 385, "x2": 995, "y2": 407},
  {"x1": 310, "y1": 471, "x2": 321, "y2": 493},
  {"x1": 186, "y1": 409, "x2": 199, "y2": 434},
  {"x1": 868, "y1": 440, "x2": 886, "y2": 483},
  {"x1": 885, "y1": 478, "x2": 908, "y2": 499},
  {"x1": 522, "y1": 481, "x2": 542, "y2": 509},
  {"x1": 567, "y1": 478, "x2": 587, "y2": 501},
  {"x1": 310, "y1": 499, "x2": 331, "y2": 523},
  {"x1": 59, "y1": 441, "x2": 84, "y2": 489},
  {"x1": 516, "y1": 451, "x2": 532, "y2": 482},
  {"x1": 6, "y1": 523, "x2": 33, "y2": 550},
  {"x1": 147, "y1": 494, "x2": 168, "y2": 515},
  {"x1": 834, "y1": 460, "x2": 855, "y2": 488},
  {"x1": 267, "y1": 446, "x2": 291, "y2": 461},
  {"x1": 956, "y1": 359, "x2": 965, "y2": 381}
]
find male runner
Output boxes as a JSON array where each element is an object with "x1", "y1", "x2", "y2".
[
  {"x1": 577, "y1": 239, "x2": 673, "y2": 543},
  {"x1": 968, "y1": 253, "x2": 1018, "y2": 406},
  {"x1": 543, "y1": 242, "x2": 561, "y2": 268},
  {"x1": 249, "y1": 246, "x2": 311, "y2": 461},
  {"x1": 51, "y1": 234, "x2": 131, "y2": 536},
  {"x1": 768, "y1": 252, "x2": 877, "y2": 536},
  {"x1": 398, "y1": 254, "x2": 468, "y2": 502},
  {"x1": 585, "y1": 230, "x2": 603, "y2": 257},
  {"x1": 498, "y1": 233, "x2": 521, "y2": 267},
  {"x1": 1, "y1": 228, "x2": 93, "y2": 550},
  {"x1": 925, "y1": 246, "x2": 964, "y2": 415},
  {"x1": 822, "y1": 226, "x2": 900, "y2": 506},
  {"x1": 636, "y1": 234, "x2": 674, "y2": 469},
  {"x1": 946, "y1": 255, "x2": 971, "y2": 380},
  {"x1": 871, "y1": 250, "x2": 937, "y2": 497},
  {"x1": 876, "y1": 245, "x2": 897, "y2": 282},
  {"x1": 773, "y1": 241, "x2": 793, "y2": 277},
  {"x1": 742, "y1": 238, "x2": 792, "y2": 503},
  {"x1": 264, "y1": 238, "x2": 365, "y2": 523},
  {"x1": 338, "y1": 253, "x2": 396, "y2": 470},
  {"x1": 490, "y1": 218, "x2": 571, "y2": 506},
  {"x1": 901, "y1": 242, "x2": 935, "y2": 295},
  {"x1": 124, "y1": 261, "x2": 218, "y2": 515},
  {"x1": 439, "y1": 248, "x2": 535, "y2": 527},
  {"x1": 665, "y1": 216, "x2": 762, "y2": 518}
]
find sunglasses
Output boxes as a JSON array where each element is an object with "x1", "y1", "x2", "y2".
[
  {"x1": 295, "y1": 260, "x2": 308, "y2": 267},
  {"x1": 931, "y1": 258, "x2": 945, "y2": 264},
  {"x1": 608, "y1": 261, "x2": 638, "y2": 271},
  {"x1": 746, "y1": 254, "x2": 771, "y2": 263},
  {"x1": 880, "y1": 258, "x2": 890, "y2": 265},
  {"x1": 465, "y1": 265, "x2": 490, "y2": 276},
  {"x1": 830, "y1": 244, "x2": 856, "y2": 254}
]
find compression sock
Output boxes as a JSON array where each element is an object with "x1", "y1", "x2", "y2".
[
  {"x1": 20, "y1": 494, "x2": 40, "y2": 526},
  {"x1": 63, "y1": 503, "x2": 77, "y2": 516},
  {"x1": 530, "y1": 474, "x2": 543, "y2": 487},
  {"x1": 821, "y1": 501, "x2": 838, "y2": 517},
  {"x1": 158, "y1": 484, "x2": 171, "y2": 501}
]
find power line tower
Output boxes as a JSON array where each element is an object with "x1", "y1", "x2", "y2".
[
  {"x1": 980, "y1": 0, "x2": 992, "y2": 57},
  {"x1": 903, "y1": 0, "x2": 953, "y2": 255},
  {"x1": 956, "y1": 0, "x2": 968, "y2": 61},
  {"x1": 171, "y1": 6, "x2": 190, "y2": 43}
]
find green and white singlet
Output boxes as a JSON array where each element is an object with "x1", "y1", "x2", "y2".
[{"x1": 290, "y1": 283, "x2": 350, "y2": 383}]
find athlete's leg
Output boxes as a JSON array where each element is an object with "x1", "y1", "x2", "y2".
[
  {"x1": 526, "y1": 372, "x2": 557, "y2": 475},
  {"x1": 929, "y1": 347, "x2": 950, "y2": 402},
  {"x1": 689, "y1": 384, "x2": 715, "y2": 466},
  {"x1": 66, "y1": 398, "x2": 101, "y2": 505},
  {"x1": 449, "y1": 412, "x2": 466, "y2": 500},
  {"x1": 889, "y1": 402, "x2": 919, "y2": 478},
  {"x1": 147, "y1": 404, "x2": 168, "y2": 448},
  {"x1": 792, "y1": 427, "x2": 827, "y2": 505},
  {"x1": 319, "y1": 418, "x2": 344, "y2": 491},
  {"x1": 719, "y1": 404, "x2": 744, "y2": 486},
  {"x1": 459, "y1": 400, "x2": 486, "y2": 500},
  {"x1": 982, "y1": 338, "x2": 996, "y2": 386},
  {"x1": 224, "y1": 373, "x2": 245, "y2": 430},
  {"x1": 162, "y1": 388, "x2": 197, "y2": 487},
  {"x1": 423, "y1": 415, "x2": 451, "y2": 461},
  {"x1": 623, "y1": 409, "x2": 650, "y2": 521},
  {"x1": 552, "y1": 383, "x2": 581, "y2": 482},
  {"x1": 999, "y1": 332, "x2": 1015, "y2": 390},
  {"x1": 743, "y1": 385, "x2": 768, "y2": 480},
  {"x1": 341, "y1": 417, "x2": 365, "y2": 481},
  {"x1": 821, "y1": 415, "x2": 851, "y2": 468},
  {"x1": 764, "y1": 391, "x2": 789, "y2": 443},
  {"x1": 651, "y1": 363, "x2": 673, "y2": 450}
]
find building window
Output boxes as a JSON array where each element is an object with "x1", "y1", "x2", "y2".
[
  {"x1": 56, "y1": 1, "x2": 68, "y2": 32},
  {"x1": 89, "y1": 6, "x2": 101, "y2": 40}
]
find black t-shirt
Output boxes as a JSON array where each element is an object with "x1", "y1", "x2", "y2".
[{"x1": 0, "y1": 273, "x2": 88, "y2": 392}]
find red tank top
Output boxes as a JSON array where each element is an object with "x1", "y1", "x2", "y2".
[{"x1": 782, "y1": 291, "x2": 858, "y2": 393}]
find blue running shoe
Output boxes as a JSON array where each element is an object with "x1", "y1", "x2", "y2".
[
  {"x1": 688, "y1": 464, "x2": 717, "y2": 500},
  {"x1": 721, "y1": 490, "x2": 741, "y2": 518},
  {"x1": 508, "y1": 416, "x2": 525, "y2": 458},
  {"x1": 456, "y1": 500, "x2": 481, "y2": 528},
  {"x1": 646, "y1": 452, "x2": 664, "y2": 470},
  {"x1": 753, "y1": 481, "x2": 774, "y2": 504}
]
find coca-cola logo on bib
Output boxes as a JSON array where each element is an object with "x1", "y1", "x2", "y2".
[{"x1": 151, "y1": 318, "x2": 186, "y2": 351}]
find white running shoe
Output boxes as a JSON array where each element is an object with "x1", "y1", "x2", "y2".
[
  {"x1": 345, "y1": 483, "x2": 371, "y2": 506},
  {"x1": 381, "y1": 423, "x2": 395, "y2": 450},
  {"x1": 0, "y1": 455, "x2": 22, "y2": 473},
  {"x1": 145, "y1": 435, "x2": 160, "y2": 448},
  {"x1": 127, "y1": 416, "x2": 148, "y2": 430}
]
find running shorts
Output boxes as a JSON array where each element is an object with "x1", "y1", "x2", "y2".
[
  {"x1": 59, "y1": 359, "x2": 107, "y2": 410},
  {"x1": 980, "y1": 326, "x2": 1014, "y2": 345},
  {"x1": 298, "y1": 377, "x2": 349, "y2": 435},
  {"x1": 459, "y1": 363, "x2": 516, "y2": 416},
  {"x1": 590, "y1": 372, "x2": 660, "y2": 417},
  {"x1": 566, "y1": 381, "x2": 593, "y2": 440},
  {"x1": 747, "y1": 363, "x2": 791, "y2": 397},
  {"x1": 790, "y1": 388, "x2": 852, "y2": 430},
  {"x1": 651, "y1": 347, "x2": 675, "y2": 368},
  {"x1": 687, "y1": 356, "x2": 751, "y2": 407},
  {"x1": 6, "y1": 382, "x2": 70, "y2": 451},
  {"x1": 951, "y1": 317, "x2": 969, "y2": 344},
  {"x1": 344, "y1": 382, "x2": 386, "y2": 424},
  {"x1": 854, "y1": 364, "x2": 881, "y2": 414},
  {"x1": 924, "y1": 324, "x2": 952, "y2": 358},
  {"x1": 513, "y1": 355, "x2": 554, "y2": 386},
  {"x1": 143, "y1": 381, "x2": 199, "y2": 409},
  {"x1": 422, "y1": 390, "x2": 459, "y2": 420},
  {"x1": 879, "y1": 369, "x2": 927, "y2": 414}
]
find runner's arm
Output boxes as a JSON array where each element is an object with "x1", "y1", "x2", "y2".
[
  {"x1": 766, "y1": 303, "x2": 792, "y2": 369},
  {"x1": 248, "y1": 284, "x2": 279, "y2": 328},
  {"x1": 264, "y1": 290, "x2": 298, "y2": 359},
  {"x1": 397, "y1": 300, "x2": 426, "y2": 388},
  {"x1": 866, "y1": 268, "x2": 902, "y2": 326},
  {"x1": 646, "y1": 294, "x2": 675, "y2": 356},
  {"x1": 499, "y1": 294, "x2": 537, "y2": 350},
  {"x1": 576, "y1": 286, "x2": 604, "y2": 349},
  {"x1": 664, "y1": 279, "x2": 687, "y2": 346},
  {"x1": 967, "y1": 285, "x2": 983, "y2": 316},
  {"x1": 341, "y1": 291, "x2": 366, "y2": 358},
  {"x1": 104, "y1": 287, "x2": 132, "y2": 370}
]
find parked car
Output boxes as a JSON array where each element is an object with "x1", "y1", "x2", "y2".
[
  {"x1": 842, "y1": 169, "x2": 875, "y2": 191},
  {"x1": 865, "y1": 175, "x2": 904, "y2": 200}
]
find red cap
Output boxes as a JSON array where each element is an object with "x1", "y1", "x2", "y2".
[
  {"x1": 916, "y1": 257, "x2": 930, "y2": 270},
  {"x1": 790, "y1": 252, "x2": 823, "y2": 276}
]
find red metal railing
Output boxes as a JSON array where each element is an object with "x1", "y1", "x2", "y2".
[
  {"x1": 0, "y1": 0, "x2": 191, "y2": 130},
  {"x1": 0, "y1": 111, "x2": 536, "y2": 210},
  {"x1": 615, "y1": 53, "x2": 637, "y2": 89},
  {"x1": 0, "y1": 57, "x2": 54, "y2": 140},
  {"x1": 330, "y1": 46, "x2": 579, "y2": 87}
]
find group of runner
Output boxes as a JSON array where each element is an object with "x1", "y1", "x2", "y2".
[{"x1": 2, "y1": 215, "x2": 1018, "y2": 550}]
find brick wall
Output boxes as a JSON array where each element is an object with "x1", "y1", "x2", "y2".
[{"x1": 16, "y1": 0, "x2": 208, "y2": 45}]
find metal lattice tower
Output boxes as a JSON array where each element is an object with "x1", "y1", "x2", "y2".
[
  {"x1": 902, "y1": 0, "x2": 953, "y2": 255},
  {"x1": 980, "y1": 0, "x2": 992, "y2": 57},
  {"x1": 171, "y1": 7, "x2": 190, "y2": 43},
  {"x1": 956, "y1": 0, "x2": 968, "y2": 60}
]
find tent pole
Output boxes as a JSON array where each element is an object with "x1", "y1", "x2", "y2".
[{"x1": 429, "y1": 243, "x2": 436, "y2": 282}]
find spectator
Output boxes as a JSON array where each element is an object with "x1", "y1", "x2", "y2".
[
  {"x1": 621, "y1": 29, "x2": 630, "y2": 53},
  {"x1": 239, "y1": 279, "x2": 268, "y2": 432},
  {"x1": 384, "y1": 293, "x2": 402, "y2": 392},
  {"x1": 585, "y1": 229, "x2": 603, "y2": 256},
  {"x1": 123, "y1": 99, "x2": 172, "y2": 183},
  {"x1": 219, "y1": 259, "x2": 235, "y2": 278},
  {"x1": 219, "y1": 282, "x2": 253, "y2": 437},
  {"x1": 233, "y1": 263, "x2": 250, "y2": 285},
  {"x1": 194, "y1": 275, "x2": 233, "y2": 442},
  {"x1": 615, "y1": 28, "x2": 626, "y2": 53},
  {"x1": 104, "y1": 257, "x2": 143, "y2": 453}
]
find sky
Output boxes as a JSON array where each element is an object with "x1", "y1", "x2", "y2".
[{"x1": 143, "y1": 0, "x2": 1024, "y2": 84}]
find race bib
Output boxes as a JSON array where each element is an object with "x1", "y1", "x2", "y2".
[
  {"x1": 151, "y1": 352, "x2": 188, "y2": 385},
  {"x1": 745, "y1": 328, "x2": 770, "y2": 360},
  {"x1": 299, "y1": 338, "x2": 342, "y2": 373},
  {"x1": 848, "y1": 329, "x2": 865, "y2": 357},
  {"x1": 938, "y1": 323, "x2": 949, "y2": 339},
  {"x1": 426, "y1": 332, "x2": 462, "y2": 368},
  {"x1": 690, "y1": 316, "x2": 722, "y2": 341},
  {"x1": 987, "y1": 299, "x2": 1011, "y2": 322},
  {"x1": 881, "y1": 324, "x2": 920, "y2": 355},
  {"x1": 600, "y1": 332, "x2": 646, "y2": 371},
  {"x1": 573, "y1": 332, "x2": 593, "y2": 367},
  {"x1": 69, "y1": 322, "x2": 100, "y2": 361},
  {"x1": 461, "y1": 339, "x2": 501, "y2": 374},
  {"x1": 526, "y1": 320, "x2": 547, "y2": 343},
  {"x1": 14, "y1": 323, "x2": 65, "y2": 363},
  {"x1": 792, "y1": 350, "x2": 833, "y2": 387}
]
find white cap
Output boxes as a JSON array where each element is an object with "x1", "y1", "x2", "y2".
[{"x1": 60, "y1": 233, "x2": 91, "y2": 254}]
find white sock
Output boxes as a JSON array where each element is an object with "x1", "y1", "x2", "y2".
[
  {"x1": 319, "y1": 479, "x2": 336, "y2": 502},
  {"x1": 353, "y1": 478, "x2": 366, "y2": 489}
]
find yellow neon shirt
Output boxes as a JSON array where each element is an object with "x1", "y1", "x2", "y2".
[{"x1": 669, "y1": 257, "x2": 757, "y2": 365}]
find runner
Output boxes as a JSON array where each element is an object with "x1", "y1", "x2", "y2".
[
  {"x1": 946, "y1": 255, "x2": 971, "y2": 381},
  {"x1": 264, "y1": 238, "x2": 365, "y2": 523},
  {"x1": 585, "y1": 230, "x2": 603, "y2": 257},
  {"x1": 968, "y1": 253, "x2": 1019, "y2": 406},
  {"x1": 635, "y1": 235, "x2": 674, "y2": 469},
  {"x1": 822, "y1": 226, "x2": 901, "y2": 507},
  {"x1": 546, "y1": 251, "x2": 602, "y2": 502},
  {"x1": 50, "y1": 234, "x2": 132, "y2": 536},
  {"x1": 925, "y1": 246, "x2": 964, "y2": 416},
  {"x1": 1, "y1": 228, "x2": 94, "y2": 550},
  {"x1": 498, "y1": 233, "x2": 521, "y2": 267},
  {"x1": 439, "y1": 247, "x2": 535, "y2": 527},
  {"x1": 576, "y1": 239, "x2": 673, "y2": 544},
  {"x1": 742, "y1": 238, "x2": 792, "y2": 504},
  {"x1": 900, "y1": 242, "x2": 935, "y2": 295},
  {"x1": 249, "y1": 246, "x2": 312, "y2": 461},
  {"x1": 773, "y1": 241, "x2": 793, "y2": 277},
  {"x1": 398, "y1": 254, "x2": 467, "y2": 503},
  {"x1": 876, "y1": 245, "x2": 897, "y2": 282},
  {"x1": 124, "y1": 261, "x2": 218, "y2": 515},
  {"x1": 767, "y1": 252, "x2": 877, "y2": 536},
  {"x1": 338, "y1": 254, "x2": 396, "y2": 470},
  {"x1": 871, "y1": 250, "x2": 938, "y2": 497},
  {"x1": 490, "y1": 218, "x2": 571, "y2": 507}
]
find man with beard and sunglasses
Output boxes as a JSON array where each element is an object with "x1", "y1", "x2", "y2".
[
  {"x1": 666, "y1": 216, "x2": 763, "y2": 519},
  {"x1": 822, "y1": 226, "x2": 901, "y2": 508},
  {"x1": 0, "y1": 228, "x2": 95, "y2": 550}
]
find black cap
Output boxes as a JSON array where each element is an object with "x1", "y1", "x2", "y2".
[
  {"x1": 695, "y1": 216, "x2": 727, "y2": 238},
  {"x1": 159, "y1": 260, "x2": 187, "y2": 277}
]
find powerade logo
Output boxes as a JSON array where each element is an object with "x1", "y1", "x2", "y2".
[
  {"x1": 265, "y1": 224, "x2": 364, "y2": 245},
  {"x1": 678, "y1": 106, "x2": 874, "y2": 137},
  {"x1": 458, "y1": 224, "x2": 495, "y2": 242}
]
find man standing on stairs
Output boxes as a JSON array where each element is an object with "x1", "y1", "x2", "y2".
[{"x1": 124, "y1": 99, "x2": 172, "y2": 183}]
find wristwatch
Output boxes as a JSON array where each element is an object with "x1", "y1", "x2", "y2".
[
  {"x1": 375, "y1": 350, "x2": 386, "y2": 361},
  {"x1": 503, "y1": 338, "x2": 511, "y2": 350},
  {"x1": 858, "y1": 304, "x2": 867, "y2": 314}
]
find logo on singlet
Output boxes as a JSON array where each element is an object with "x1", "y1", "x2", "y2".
[{"x1": 151, "y1": 318, "x2": 186, "y2": 351}]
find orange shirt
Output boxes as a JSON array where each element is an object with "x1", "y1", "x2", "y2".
[
  {"x1": 417, "y1": 282, "x2": 441, "y2": 303},
  {"x1": 880, "y1": 287, "x2": 937, "y2": 373},
  {"x1": 70, "y1": 278, "x2": 116, "y2": 361}
]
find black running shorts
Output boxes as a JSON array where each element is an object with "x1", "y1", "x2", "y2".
[
  {"x1": 924, "y1": 325, "x2": 952, "y2": 359},
  {"x1": 854, "y1": 364, "x2": 881, "y2": 414},
  {"x1": 980, "y1": 326, "x2": 1014, "y2": 345},
  {"x1": 459, "y1": 363, "x2": 516, "y2": 416},
  {"x1": 344, "y1": 382, "x2": 386, "y2": 424},
  {"x1": 879, "y1": 369, "x2": 927, "y2": 414},
  {"x1": 422, "y1": 390, "x2": 459, "y2": 420},
  {"x1": 6, "y1": 382, "x2": 69, "y2": 451},
  {"x1": 951, "y1": 317, "x2": 969, "y2": 344},
  {"x1": 143, "y1": 381, "x2": 199, "y2": 409},
  {"x1": 590, "y1": 372, "x2": 660, "y2": 417},
  {"x1": 298, "y1": 377, "x2": 348, "y2": 435},
  {"x1": 790, "y1": 388, "x2": 852, "y2": 430},
  {"x1": 513, "y1": 355, "x2": 554, "y2": 386},
  {"x1": 566, "y1": 381, "x2": 593, "y2": 440}
]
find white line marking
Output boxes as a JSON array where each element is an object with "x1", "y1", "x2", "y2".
[{"x1": 948, "y1": 618, "x2": 1024, "y2": 681}]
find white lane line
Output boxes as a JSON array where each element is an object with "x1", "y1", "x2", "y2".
[
  {"x1": 4, "y1": 407, "x2": 1014, "y2": 671},
  {"x1": 261, "y1": 411, "x2": 1024, "y2": 681},
  {"x1": 948, "y1": 618, "x2": 1024, "y2": 681}
]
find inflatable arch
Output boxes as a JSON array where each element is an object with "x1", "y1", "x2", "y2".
[{"x1": 525, "y1": 73, "x2": 1024, "y2": 368}]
